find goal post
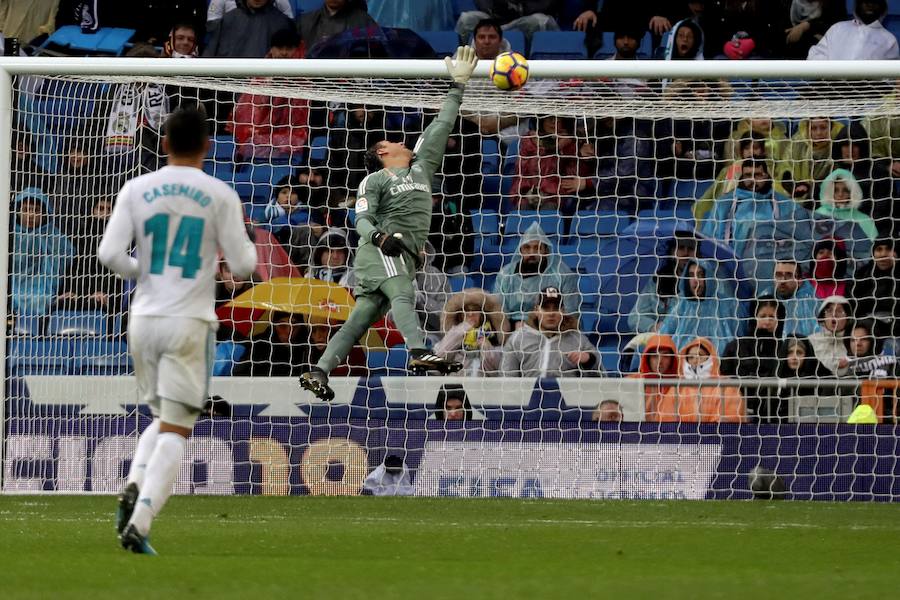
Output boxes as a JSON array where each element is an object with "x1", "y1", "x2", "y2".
[{"x1": 2, "y1": 57, "x2": 900, "y2": 499}]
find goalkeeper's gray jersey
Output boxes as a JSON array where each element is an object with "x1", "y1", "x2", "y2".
[{"x1": 354, "y1": 86, "x2": 463, "y2": 256}]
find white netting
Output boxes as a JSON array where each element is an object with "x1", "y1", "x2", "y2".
[{"x1": 3, "y1": 68, "x2": 899, "y2": 500}]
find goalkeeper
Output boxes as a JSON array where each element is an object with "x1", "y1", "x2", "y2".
[{"x1": 300, "y1": 46, "x2": 478, "y2": 401}]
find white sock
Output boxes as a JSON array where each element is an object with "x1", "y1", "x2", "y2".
[
  {"x1": 126, "y1": 419, "x2": 160, "y2": 489},
  {"x1": 129, "y1": 432, "x2": 185, "y2": 536}
]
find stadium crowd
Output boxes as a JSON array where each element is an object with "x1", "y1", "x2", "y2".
[{"x1": 4, "y1": 0, "x2": 900, "y2": 423}]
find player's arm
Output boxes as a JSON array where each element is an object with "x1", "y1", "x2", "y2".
[
  {"x1": 97, "y1": 183, "x2": 140, "y2": 279},
  {"x1": 217, "y1": 191, "x2": 258, "y2": 279},
  {"x1": 354, "y1": 174, "x2": 404, "y2": 257},
  {"x1": 412, "y1": 46, "x2": 478, "y2": 174}
]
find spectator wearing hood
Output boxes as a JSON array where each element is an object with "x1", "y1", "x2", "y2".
[
  {"x1": 808, "y1": 295, "x2": 852, "y2": 376},
  {"x1": 784, "y1": 0, "x2": 846, "y2": 58},
  {"x1": 808, "y1": 0, "x2": 898, "y2": 59},
  {"x1": 500, "y1": 287, "x2": 603, "y2": 378},
  {"x1": 785, "y1": 117, "x2": 844, "y2": 204},
  {"x1": 700, "y1": 158, "x2": 816, "y2": 291},
  {"x1": 204, "y1": 0, "x2": 294, "y2": 58},
  {"x1": 434, "y1": 384, "x2": 474, "y2": 421},
  {"x1": 776, "y1": 335, "x2": 825, "y2": 419},
  {"x1": 299, "y1": 0, "x2": 375, "y2": 49},
  {"x1": 658, "y1": 337, "x2": 745, "y2": 423},
  {"x1": 207, "y1": 0, "x2": 293, "y2": 23},
  {"x1": 493, "y1": 222, "x2": 580, "y2": 325},
  {"x1": 11, "y1": 188, "x2": 74, "y2": 319},
  {"x1": 721, "y1": 296, "x2": 784, "y2": 421},
  {"x1": 658, "y1": 258, "x2": 741, "y2": 356},
  {"x1": 847, "y1": 237, "x2": 900, "y2": 341},
  {"x1": 809, "y1": 239, "x2": 850, "y2": 299},
  {"x1": 817, "y1": 169, "x2": 877, "y2": 263},
  {"x1": 629, "y1": 233, "x2": 697, "y2": 334},
  {"x1": 831, "y1": 124, "x2": 894, "y2": 237},
  {"x1": 770, "y1": 258, "x2": 820, "y2": 337},
  {"x1": 304, "y1": 227, "x2": 355, "y2": 289},
  {"x1": 846, "y1": 318, "x2": 898, "y2": 377},
  {"x1": 228, "y1": 29, "x2": 309, "y2": 162},
  {"x1": 665, "y1": 18, "x2": 705, "y2": 59},
  {"x1": 627, "y1": 334, "x2": 680, "y2": 421},
  {"x1": 362, "y1": 454, "x2": 414, "y2": 496},
  {"x1": 434, "y1": 288, "x2": 510, "y2": 377}
]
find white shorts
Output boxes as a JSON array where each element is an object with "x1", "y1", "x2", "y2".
[{"x1": 129, "y1": 316, "x2": 216, "y2": 426}]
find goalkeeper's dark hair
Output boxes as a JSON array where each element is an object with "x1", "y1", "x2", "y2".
[
  {"x1": 365, "y1": 142, "x2": 384, "y2": 173},
  {"x1": 164, "y1": 106, "x2": 210, "y2": 156}
]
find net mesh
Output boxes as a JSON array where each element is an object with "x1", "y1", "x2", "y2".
[{"x1": 4, "y1": 71, "x2": 900, "y2": 499}]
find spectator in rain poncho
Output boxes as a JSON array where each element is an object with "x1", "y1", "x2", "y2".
[
  {"x1": 493, "y1": 222, "x2": 580, "y2": 325},
  {"x1": 816, "y1": 168, "x2": 878, "y2": 251},
  {"x1": 658, "y1": 258, "x2": 742, "y2": 356},
  {"x1": 362, "y1": 455, "x2": 415, "y2": 497},
  {"x1": 700, "y1": 159, "x2": 817, "y2": 292},
  {"x1": 10, "y1": 188, "x2": 74, "y2": 318}
]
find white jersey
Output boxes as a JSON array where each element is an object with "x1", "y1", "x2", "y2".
[{"x1": 98, "y1": 165, "x2": 257, "y2": 322}]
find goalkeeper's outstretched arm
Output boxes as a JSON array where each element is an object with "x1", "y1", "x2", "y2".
[{"x1": 412, "y1": 46, "x2": 479, "y2": 175}]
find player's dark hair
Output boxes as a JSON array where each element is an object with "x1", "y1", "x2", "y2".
[
  {"x1": 364, "y1": 142, "x2": 384, "y2": 173},
  {"x1": 474, "y1": 18, "x2": 503, "y2": 39},
  {"x1": 164, "y1": 106, "x2": 210, "y2": 156}
]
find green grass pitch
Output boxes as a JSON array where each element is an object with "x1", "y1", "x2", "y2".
[{"x1": 1, "y1": 496, "x2": 898, "y2": 599}]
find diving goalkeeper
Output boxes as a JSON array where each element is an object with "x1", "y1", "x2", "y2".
[{"x1": 300, "y1": 46, "x2": 479, "y2": 401}]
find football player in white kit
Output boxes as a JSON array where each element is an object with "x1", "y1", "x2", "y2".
[{"x1": 98, "y1": 107, "x2": 257, "y2": 554}]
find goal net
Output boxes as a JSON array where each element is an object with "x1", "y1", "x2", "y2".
[{"x1": 3, "y1": 59, "x2": 899, "y2": 500}]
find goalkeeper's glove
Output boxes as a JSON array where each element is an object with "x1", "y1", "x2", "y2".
[
  {"x1": 372, "y1": 231, "x2": 404, "y2": 257},
  {"x1": 444, "y1": 45, "x2": 478, "y2": 86}
]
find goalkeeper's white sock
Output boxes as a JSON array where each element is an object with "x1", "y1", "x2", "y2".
[
  {"x1": 129, "y1": 432, "x2": 185, "y2": 536},
  {"x1": 126, "y1": 418, "x2": 160, "y2": 489}
]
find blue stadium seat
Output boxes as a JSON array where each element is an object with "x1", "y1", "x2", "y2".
[
  {"x1": 209, "y1": 135, "x2": 236, "y2": 162},
  {"x1": 214, "y1": 341, "x2": 247, "y2": 376},
  {"x1": 73, "y1": 339, "x2": 133, "y2": 376},
  {"x1": 891, "y1": 0, "x2": 900, "y2": 16},
  {"x1": 11, "y1": 315, "x2": 44, "y2": 337},
  {"x1": 572, "y1": 211, "x2": 630, "y2": 237},
  {"x1": 448, "y1": 273, "x2": 467, "y2": 293},
  {"x1": 203, "y1": 158, "x2": 234, "y2": 181},
  {"x1": 309, "y1": 135, "x2": 328, "y2": 164},
  {"x1": 504, "y1": 211, "x2": 565, "y2": 238},
  {"x1": 673, "y1": 179, "x2": 713, "y2": 201},
  {"x1": 47, "y1": 311, "x2": 108, "y2": 337},
  {"x1": 420, "y1": 31, "x2": 460, "y2": 57},
  {"x1": 529, "y1": 31, "x2": 587, "y2": 59},
  {"x1": 453, "y1": 0, "x2": 478, "y2": 14},
  {"x1": 471, "y1": 210, "x2": 501, "y2": 237},
  {"x1": 482, "y1": 138, "x2": 502, "y2": 174},
  {"x1": 503, "y1": 30, "x2": 527, "y2": 56},
  {"x1": 884, "y1": 15, "x2": 900, "y2": 40},
  {"x1": 297, "y1": 0, "x2": 324, "y2": 14},
  {"x1": 7, "y1": 338, "x2": 75, "y2": 375},
  {"x1": 598, "y1": 340, "x2": 622, "y2": 374},
  {"x1": 39, "y1": 26, "x2": 135, "y2": 56},
  {"x1": 367, "y1": 347, "x2": 408, "y2": 376}
]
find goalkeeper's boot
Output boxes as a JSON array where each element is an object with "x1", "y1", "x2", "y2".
[
  {"x1": 408, "y1": 349, "x2": 463, "y2": 375},
  {"x1": 299, "y1": 367, "x2": 335, "y2": 401},
  {"x1": 115, "y1": 482, "x2": 139, "y2": 534},
  {"x1": 119, "y1": 524, "x2": 158, "y2": 556}
]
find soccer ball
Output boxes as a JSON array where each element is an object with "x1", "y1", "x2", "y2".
[{"x1": 489, "y1": 51, "x2": 529, "y2": 91}]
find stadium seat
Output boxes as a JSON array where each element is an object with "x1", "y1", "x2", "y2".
[
  {"x1": 503, "y1": 211, "x2": 565, "y2": 239},
  {"x1": 503, "y1": 29, "x2": 527, "y2": 56},
  {"x1": 47, "y1": 311, "x2": 108, "y2": 337},
  {"x1": 884, "y1": 15, "x2": 900, "y2": 40},
  {"x1": 297, "y1": 0, "x2": 324, "y2": 13},
  {"x1": 572, "y1": 211, "x2": 631, "y2": 238},
  {"x1": 367, "y1": 347, "x2": 408, "y2": 376},
  {"x1": 7, "y1": 338, "x2": 76, "y2": 375},
  {"x1": 214, "y1": 342, "x2": 247, "y2": 376},
  {"x1": 203, "y1": 158, "x2": 234, "y2": 181},
  {"x1": 673, "y1": 179, "x2": 713, "y2": 201},
  {"x1": 309, "y1": 135, "x2": 328, "y2": 164},
  {"x1": 11, "y1": 315, "x2": 44, "y2": 337},
  {"x1": 420, "y1": 31, "x2": 460, "y2": 58},
  {"x1": 448, "y1": 273, "x2": 467, "y2": 293},
  {"x1": 891, "y1": 0, "x2": 900, "y2": 16},
  {"x1": 529, "y1": 31, "x2": 587, "y2": 59},
  {"x1": 38, "y1": 26, "x2": 135, "y2": 56},
  {"x1": 209, "y1": 135, "x2": 236, "y2": 162},
  {"x1": 598, "y1": 340, "x2": 622, "y2": 374},
  {"x1": 73, "y1": 339, "x2": 133, "y2": 376},
  {"x1": 453, "y1": 0, "x2": 478, "y2": 15}
]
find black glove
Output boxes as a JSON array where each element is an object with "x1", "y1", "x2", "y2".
[{"x1": 372, "y1": 231, "x2": 404, "y2": 257}]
